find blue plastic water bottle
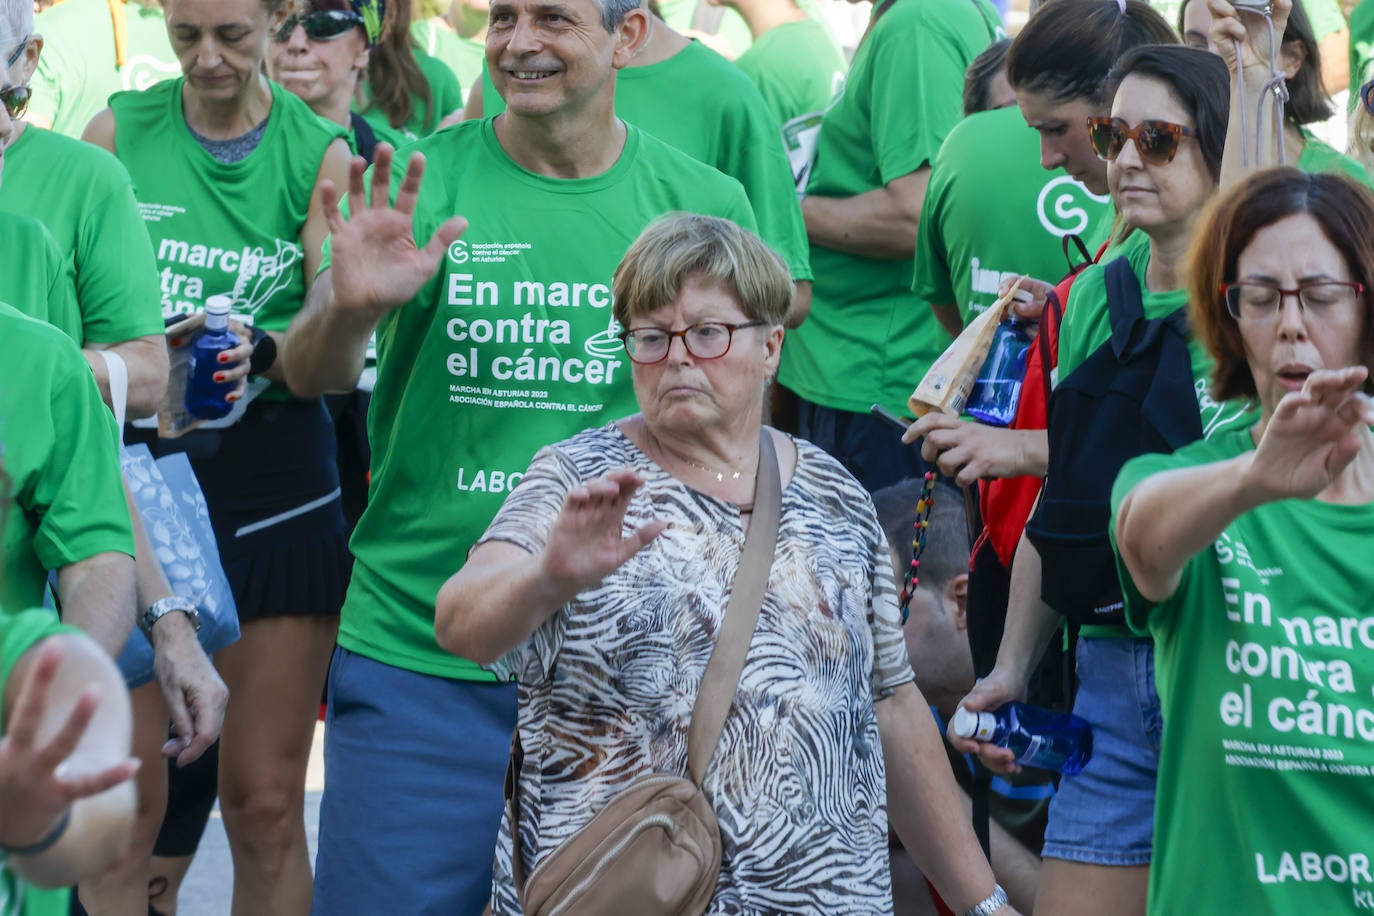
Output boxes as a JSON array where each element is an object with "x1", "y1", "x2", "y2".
[
  {"x1": 184, "y1": 296, "x2": 241, "y2": 420},
  {"x1": 952, "y1": 702, "x2": 1093, "y2": 775},
  {"x1": 966, "y1": 319, "x2": 1034, "y2": 426}
]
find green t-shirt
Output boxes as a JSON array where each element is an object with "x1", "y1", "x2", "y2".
[
  {"x1": 28, "y1": 0, "x2": 179, "y2": 139},
  {"x1": 0, "y1": 305, "x2": 132, "y2": 616},
  {"x1": 108, "y1": 78, "x2": 347, "y2": 333},
  {"x1": 0, "y1": 213, "x2": 80, "y2": 342},
  {"x1": 1056, "y1": 234, "x2": 1255, "y2": 438},
  {"x1": 778, "y1": 0, "x2": 1002, "y2": 417},
  {"x1": 0, "y1": 127, "x2": 164, "y2": 348},
  {"x1": 1297, "y1": 128, "x2": 1374, "y2": 186},
  {"x1": 481, "y1": 42, "x2": 811, "y2": 283},
  {"x1": 358, "y1": 48, "x2": 466, "y2": 141},
  {"x1": 1352, "y1": 0, "x2": 1374, "y2": 101},
  {"x1": 733, "y1": 19, "x2": 846, "y2": 126},
  {"x1": 913, "y1": 106, "x2": 1113, "y2": 325},
  {"x1": 1111, "y1": 429, "x2": 1374, "y2": 915},
  {"x1": 410, "y1": 18, "x2": 485, "y2": 105},
  {"x1": 0, "y1": 609, "x2": 78, "y2": 916},
  {"x1": 320, "y1": 118, "x2": 755, "y2": 680}
]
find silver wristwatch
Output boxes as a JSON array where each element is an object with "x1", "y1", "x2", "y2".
[
  {"x1": 140, "y1": 597, "x2": 201, "y2": 640},
  {"x1": 965, "y1": 884, "x2": 1008, "y2": 916}
]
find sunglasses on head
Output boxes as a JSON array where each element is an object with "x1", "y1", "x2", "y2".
[
  {"x1": 273, "y1": 9, "x2": 365, "y2": 43},
  {"x1": 1361, "y1": 80, "x2": 1374, "y2": 117},
  {"x1": 1, "y1": 84, "x2": 30, "y2": 119},
  {"x1": 1087, "y1": 116, "x2": 1199, "y2": 166}
]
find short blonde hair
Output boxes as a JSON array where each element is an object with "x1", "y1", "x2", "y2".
[
  {"x1": 613, "y1": 214, "x2": 793, "y2": 329},
  {"x1": 1352, "y1": 95, "x2": 1374, "y2": 174}
]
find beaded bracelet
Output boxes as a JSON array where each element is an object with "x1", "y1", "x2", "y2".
[
  {"x1": 0, "y1": 810, "x2": 71, "y2": 857},
  {"x1": 897, "y1": 470, "x2": 937, "y2": 624}
]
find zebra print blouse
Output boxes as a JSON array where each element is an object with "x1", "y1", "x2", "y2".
[{"x1": 482, "y1": 424, "x2": 915, "y2": 914}]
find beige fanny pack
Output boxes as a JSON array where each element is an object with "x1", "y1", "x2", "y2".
[{"x1": 505, "y1": 433, "x2": 782, "y2": 916}]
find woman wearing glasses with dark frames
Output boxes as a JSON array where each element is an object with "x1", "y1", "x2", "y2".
[
  {"x1": 950, "y1": 45, "x2": 1240, "y2": 916},
  {"x1": 80, "y1": 1, "x2": 354, "y2": 912},
  {"x1": 436, "y1": 214, "x2": 1018, "y2": 916},
  {"x1": 1114, "y1": 167, "x2": 1374, "y2": 916}
]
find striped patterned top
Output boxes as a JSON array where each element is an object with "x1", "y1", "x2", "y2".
[{"x1": 483, "y1": 423, "x2": 914, "y2": 913}]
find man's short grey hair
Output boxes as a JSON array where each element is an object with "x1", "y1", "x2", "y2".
[
  {"x1": 595, "y1": 0, "x2": 642, "y2": 31},
  {"x1": 0, "y1": 0, "x2": 34, "y2": 58}
]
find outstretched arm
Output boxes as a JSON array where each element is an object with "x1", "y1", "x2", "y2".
[
  {"x1": 1117, "y1": 367, "x2": 1374, "y2": 603},
  {"x1": 283, "y1": 144, "x2": 469, "y2": 398},
  {"x1": 435, "y1": 469, "x2": 666, "y2": 665}
]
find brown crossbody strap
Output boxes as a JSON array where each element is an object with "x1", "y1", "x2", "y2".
[{"x1": 686, "y1": 431, "x2": 782, "y2": 786}]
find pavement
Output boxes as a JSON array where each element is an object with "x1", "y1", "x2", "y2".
[{"x1": 174, "y1": 722, "x2": 326, "y2": 915}]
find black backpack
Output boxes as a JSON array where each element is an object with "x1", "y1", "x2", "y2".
[{"x1": 1025, "y1": 256, "x2": 1202, "y2": 628}]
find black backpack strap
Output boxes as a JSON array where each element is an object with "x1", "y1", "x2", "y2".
[
  {"x1": 1040, "y1": 289, "x2": 1064, "y2": 408},
  {"x1": 1061, "y1": 233, "x2": 1094, "y2": 276},
  {"x1": 1105, "y1": 256, "x2": 1146, "y2": 360},
  {"x1": 350, "y1": 112, "x2": 379, "y2": 166}
]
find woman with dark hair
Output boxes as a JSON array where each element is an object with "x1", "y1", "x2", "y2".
[
  {"x1": 1180, "y1": 0, "x2": 1371, "y2": 182},
  {"x1": 963, "y1": 37, "x2": 1014, "y2": 117},
  {"x1": 1115, "y1": 167, "x2": 1374, "y2": 915},
  {"x1": 1004, "y1": 0, "x2": 1179, "y2": 197},
  {"x1": 952, "y1": 46, "x2": 1245, "y2": 916}
]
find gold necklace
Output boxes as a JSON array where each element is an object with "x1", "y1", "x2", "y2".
[{"x1": 684, "y1": 459, "x2": 747, "y2": 483}]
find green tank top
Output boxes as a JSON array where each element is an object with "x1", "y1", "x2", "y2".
[{"x1": 109, "y1": 78, "x2": 346, "y2": 335}]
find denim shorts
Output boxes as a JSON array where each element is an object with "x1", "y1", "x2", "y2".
[
  {"x1": 1041, "y1": 636, "x2": 1162, "y2": 866},
  {"x1": 311, "y1": 647, "x2": 518, "y2": 916}
]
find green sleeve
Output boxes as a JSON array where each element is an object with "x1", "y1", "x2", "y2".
[
  {"x1": 1109, "y1": 450, "x2": 1185, "y2": 634},
  {"x1": 74, "y1": 180, "x2": 166, "y2": 345},
  {"x1": 867, "y1": 17, "x2": 969, "y2": 184},
  {"x1": 31, "y1": 346, "x2": 133, "y2": 571},
  {"x1": 0, "y1": 610, "x2": 76, "y2": 734},
  {"x1": 911, "y1": 162, "x2": 957, "y2": 308},
  {"x1": 43, "y1": 240, "x2": 83, "y2": 345}
]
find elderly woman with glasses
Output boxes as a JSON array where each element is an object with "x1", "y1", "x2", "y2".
[
  {"x1": 1113, "y1": 168, "x2": 1374, "y2": 915},
  {"x1": 436, "y1": 213, "x2": 1018, "y2": 916}
]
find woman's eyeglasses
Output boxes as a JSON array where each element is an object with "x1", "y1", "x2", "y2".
[
  {"x1": 0, "y1": 84, "x2": 30, "y2": 119},
  {"x1": 1086, "y1": 117, "x2": 1199, "y2": 166},
  {"x1": 1360, "y1": 80, "x2": 1374, "y2": 117},
  {"x1": 273, "y1": 10, "x2": 366, "y2": 43},
  {"x1": 617, "y1": 321, "x2": 766, "y2": 365},
  {"x1": 1222, "y1": 280, "x2": 1365, "y2": 321}
]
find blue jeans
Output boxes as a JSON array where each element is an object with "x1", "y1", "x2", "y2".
[
  {"x1": 312, "y1": 647, "x2": 518, "y2": 915},
  {"x1": 1041, "y1": 637, "x2": 1162, "y2": 866}
]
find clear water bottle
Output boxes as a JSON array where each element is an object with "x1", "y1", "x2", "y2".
[
  {"x1": 951, "y1": 702, "x2": 1093, "y2": 775},
  {"x1": 184, "y1": 295, "x2": 241, "y2": 420},
  {"x1": 965, "y1": 319, "x2": 1034, "y2": 426}
]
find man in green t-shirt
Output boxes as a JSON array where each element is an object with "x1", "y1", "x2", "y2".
[
  {"x1": 0, "y1": 608, "x2": 139, "y2": 916},
  {"x1": 26, "y1": 0, "x2": 178, "y2": 138},
  {"x1": 472, "y1": 18, "x2": 813, "y2": 323},
  {"x1": 284, "y1": 0, "x2": 756, "y2": 908},
  {"x1": 779, "y1": 0, "x2": 1002, "y2": 492}
]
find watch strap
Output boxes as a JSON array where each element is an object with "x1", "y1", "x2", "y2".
[
  {"x1": 142, "y1": 596, "x2": 201, "y2": 638},
  {"x1": 965, "y1": 884, "x2": 1008, "y2": 916}
]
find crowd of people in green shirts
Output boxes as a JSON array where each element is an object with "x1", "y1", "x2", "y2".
[{"x1": 1, "y1": 0, "x2": 1373, "y2": 913}]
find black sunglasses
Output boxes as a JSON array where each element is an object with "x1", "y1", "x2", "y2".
[
  {"x1": 273, "y1": 10, "x2": 365, "y2": 42},
  {"x1": 1361, "y1": 80, "x2": 1374, "y2": 117},
  {"x1": 1, "y1": 85, "x2": 30, "y2": 120},
  {"x1": 1087, "y1": 116, "x2": 1199, "y2": 166}
]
